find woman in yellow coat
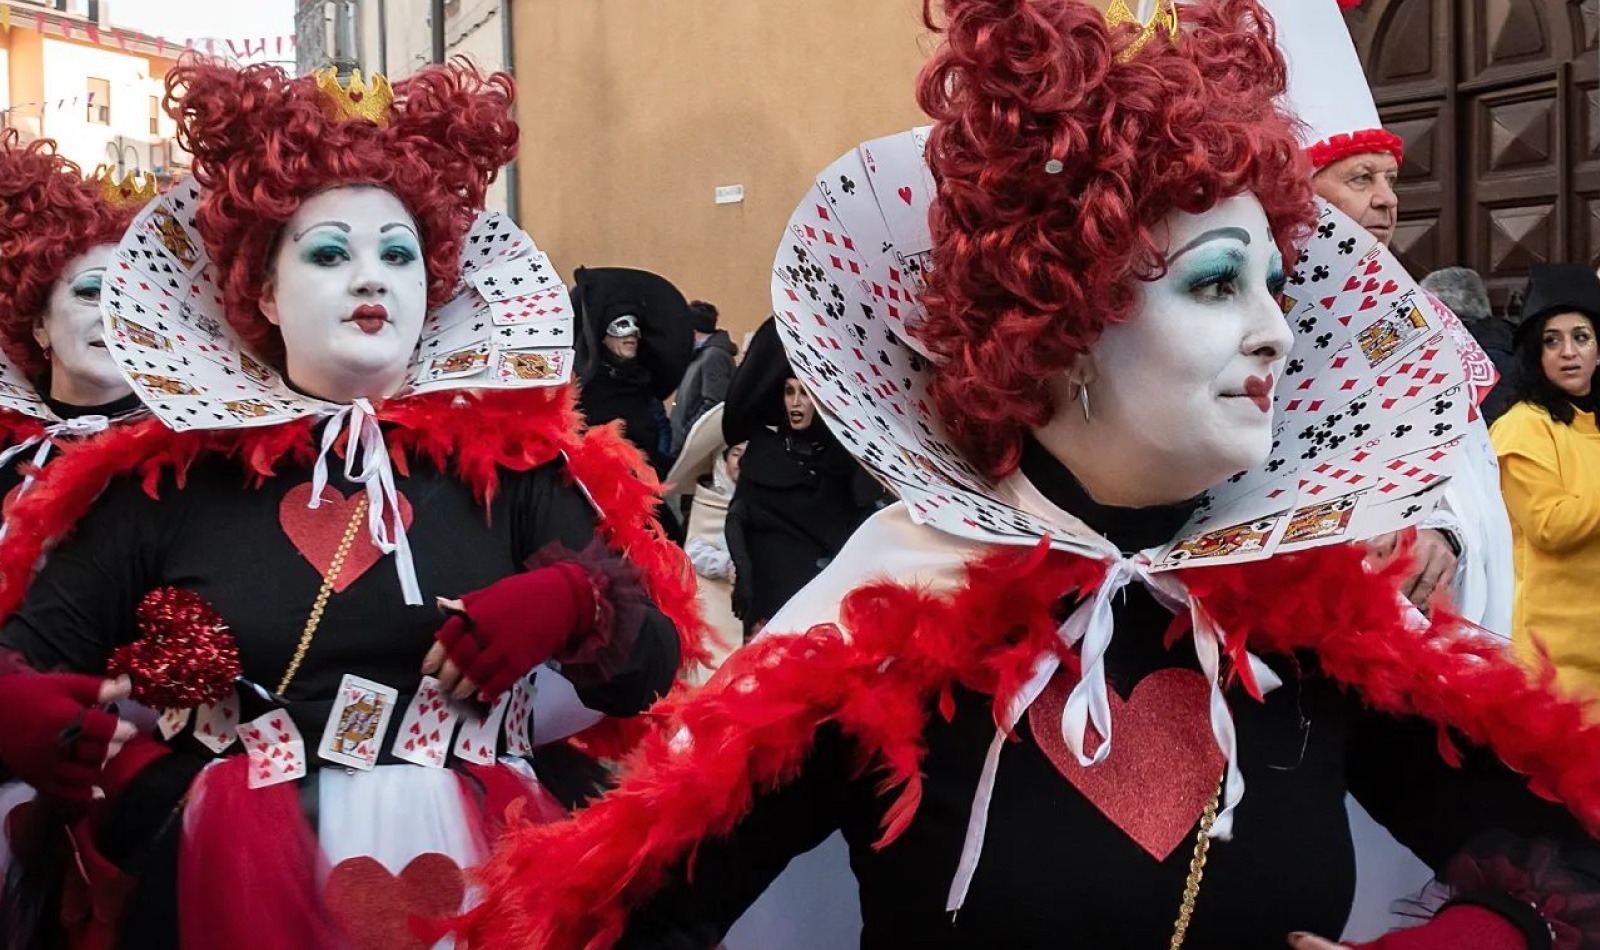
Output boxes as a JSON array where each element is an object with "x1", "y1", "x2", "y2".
[{"x1": 1492, "y1": 262, "x2": 1600, "y2": 698}]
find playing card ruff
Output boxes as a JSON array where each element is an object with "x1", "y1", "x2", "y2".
[
  {"x1": 461, "y1": 2, "x2": 1600, "y2": 949},
  {"x1": 773, "y1": 137, "x2": 1470, "y2": 570}
]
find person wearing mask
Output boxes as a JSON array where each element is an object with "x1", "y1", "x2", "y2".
[
  {"x1": 722, "y1": 319, "x2": 879, "y2": 639},
  {"x1": 573, "y1": 267, "x2": 695, "y2": 480},
  {"x1": 1491, "y1": 262, "x2": 1600, "y2": 700},
  {"x1": 669, "y1": 300, "x2": 737, "y2": 457}
]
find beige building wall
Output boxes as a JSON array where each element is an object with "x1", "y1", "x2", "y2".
[
  {"x1": 510, "y1": 0, "x2": 932, "y2": 337},
  {"x1": 358, "y1": 0, "x2": 512, "y2": 212}
]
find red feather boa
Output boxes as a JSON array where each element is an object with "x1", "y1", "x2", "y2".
[
  {"x1": 455, "y1": 540, "x2": 1600, "y2": 949},
  {"x1": 0, "y1": 386, "x2": 710, "y2": 677}
]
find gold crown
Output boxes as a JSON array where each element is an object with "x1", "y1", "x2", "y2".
[
  {"x1": 90, "y1": 164, "x2": 159, "y2": 209},
  {"x1": 313, "y1": 68, "x2": 394, "y2": 126},
  {"x1": 1103, "y1": 0, "x2": 1181, "y2": 62}
]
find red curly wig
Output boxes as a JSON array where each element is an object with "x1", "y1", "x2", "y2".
[
  {"x1": 915, "y1": 0, "x2": 1317, "y2": 476},
  {"x1": 0, "y1": 131, "x2": 139, "y2": 379},
  {"x1": 165, "y1": 59, "x2": 518, "y2": 368}
]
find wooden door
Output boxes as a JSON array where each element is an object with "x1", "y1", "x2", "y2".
[{"x1": 1346, "y1": 0, "x2": 1600, "y2": 310}]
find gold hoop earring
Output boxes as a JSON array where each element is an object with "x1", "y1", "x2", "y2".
[{"x1": 1076, "y1": 382, "x2": 1090, "y2": 422}]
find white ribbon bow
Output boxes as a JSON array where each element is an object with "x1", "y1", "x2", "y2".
[
  {"x1": 308, "y1": 399, "x2": 422, "y2": 605},
  {"x1": 946, "y1": 554, "x2": 1272, "y2": 915},
  {"x1": 0, "y1": 416, "x2": 113, "y2": 542}
]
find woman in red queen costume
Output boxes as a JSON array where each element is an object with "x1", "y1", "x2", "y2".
[
  {"x1": 457, "y1": 2, "x2": 1600, "y2": 948},
  {"x1": 0, "y1": 133, "x2": 157, "y2": 911},
  {"x1": 0, "y1": 134, "x2": 154, "y2": 521},
  {"x1": 0, "y1": 60, "x2": 701, "y2": 950}
]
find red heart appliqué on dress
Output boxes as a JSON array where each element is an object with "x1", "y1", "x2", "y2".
[
  {"x1": 1029, "y1": 666, "x2": 1224, "y2": 861},
  {"x1": 279, "y1": 482, "x2": 414, "y2": 592},
  {"x1": 324, "y1": 852, "x2": 465, "y2": 950}
]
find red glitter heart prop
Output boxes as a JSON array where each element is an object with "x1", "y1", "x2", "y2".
[
  {"x1": 106, "y1": 587, "x2": 241, "y2": 708},
  {"x1": 324, "y1": 852, "x2": 465, "y2": 950},
  {"x1": 278, "y1": 483, "x2": 413, "y2": 592},
  {"x1": 1029, "y1": 666, "x2": 1224, "y2": 860}
]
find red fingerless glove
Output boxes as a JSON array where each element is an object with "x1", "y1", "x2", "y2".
[
  {"x1": 434, "y1": 562, "x2": 597, "y2": 702},
  {"x1": 1348, "y1": 904, "x2": 1531, "y2": 950},
  {"x1": 0, "y1": 672, "x2": 121, "y2": 803}
]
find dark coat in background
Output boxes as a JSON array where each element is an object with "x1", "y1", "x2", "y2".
[
  {"x1": 669, "y1": 331, "x2": 737, "y2": 456},
  {"x1": 572, "y1": 267, "x2": 695, "y2": 478},
  {"x1": 722, "y1": 319, "x2": 886, "y2": 635}
]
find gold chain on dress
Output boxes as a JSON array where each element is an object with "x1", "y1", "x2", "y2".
[
  {"x1": 1168, "y1": 777, "x2": 1225, "y2": 949},
  {"x1": 275, "y1": 496, "x2": 369, "y2": 695}
]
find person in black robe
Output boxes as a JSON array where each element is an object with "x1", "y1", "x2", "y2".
[
  {"x1": 722, "y1": 319, "x2": 884, "y2": 638},
  {"x1": 572, "y1": 267, "x2": 695, "y2": 480}
]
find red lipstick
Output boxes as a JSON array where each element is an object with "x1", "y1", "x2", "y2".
[
  {"x1": 1243, "y1": 374, "x2": 1273, "y2": 413},
  {"x1": 350, "y1": 303, "x2": 389, "y2": 334}
]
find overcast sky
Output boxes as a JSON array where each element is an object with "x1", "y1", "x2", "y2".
[{"x1": 108, "y1": 0, "x2": 295, "y2": 41}]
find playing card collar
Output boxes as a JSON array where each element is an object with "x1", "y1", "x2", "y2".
[
  {"x1": 104, "y1": 176, "x2": 575, "y2": 435},
  {"x1": 773, "y1": 129, "x2": 1470, "y2": 572}
]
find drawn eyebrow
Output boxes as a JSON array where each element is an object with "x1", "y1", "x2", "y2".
[
  {"x1": 380, "y1": 222, "x2": 419, "y2": 237},
  {"x1": 292, "y1": 221, "x2": 351, "y2": 241},
  {"x1": 1167, "y1": 227, "x2": 1252, "y2": 264}
]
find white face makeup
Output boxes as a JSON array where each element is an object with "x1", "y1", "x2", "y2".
[
  {"x1": 34, "y1": 244, "x2": 131, "y2": 407},
  {"x1": 1035, "y1": 194, "x2": 1292, "y2": 508},
  {"x1": 261, "y1": 185, "x2": 427, "y2": 404},
  {"x1": 784, "y1": 377, "x2": 816, "y2": 431}
]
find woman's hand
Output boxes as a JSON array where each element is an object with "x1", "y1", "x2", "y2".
[
  {"x1": 1288, "y1": 935, "x2": 1347, "y2": 949},
  {"x1": 424, "y1": 562, "x2": 597, "y2": 703},
  {"x1": 0, "y1": 673, "x2": 140, "y2": 802}
]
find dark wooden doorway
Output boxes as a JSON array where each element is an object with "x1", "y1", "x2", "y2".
[{"x1": 1345, "y1": 0, "x2": 1600, "y2": 311}]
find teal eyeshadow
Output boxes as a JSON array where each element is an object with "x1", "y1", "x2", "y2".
[
  {"x1": 70, "y1": 273, "x2": 103, "y2": 294},
  {"x1": 380, "y1": 236, "x2": 420, "y2": 261},
  {"x1": 300, "y1": 233, "x2": 350, "y2": 262},
  {"x1": 1179, "y1": 247, "x2": 1246, "y2": 287}
]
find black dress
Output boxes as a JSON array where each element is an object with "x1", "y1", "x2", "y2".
[
  {"x1": 0, "y1": 416, "x2": 681, "y2": 949},
  {"x1": 613, "y1": 440, "x2": 1593, "y2": 949}
]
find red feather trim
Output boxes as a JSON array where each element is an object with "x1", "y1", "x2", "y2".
[
  {"x1": 0, "y1": 386, "x2": 709, "y2": 675},
  {"x1": 1308, "y1": 128, "x2": 1405, "y2": 169},
  {"x1": 0, "y1": 409, "x2": 46, "y2": 448},
  {"x1": 456, "y1": 540, "x2": 1600, "y2": 950}
]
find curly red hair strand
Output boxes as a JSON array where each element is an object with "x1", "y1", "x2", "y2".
[
  {"x1": 165, "y1": 59, "x2": 518, "y2": 367},
  {"x1": 0, "y1": 131, "x2": 138, "y2": 378},
  {"x1": 915, "y1": 0, "x2": 1316, "y2": 476}
]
